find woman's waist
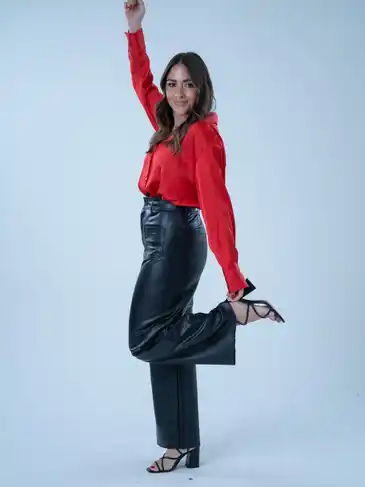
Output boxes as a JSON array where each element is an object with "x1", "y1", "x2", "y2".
[
  {"x1": 141, "y1": 196, "x2": 204, "y2": 234},
  {"x1": 143, "y1": 195, "x2": 199, "y2": 214}
]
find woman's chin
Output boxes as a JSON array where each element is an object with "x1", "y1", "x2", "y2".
[{"x1": 173, "y1": 104, "x2": 190, "y2": 115}]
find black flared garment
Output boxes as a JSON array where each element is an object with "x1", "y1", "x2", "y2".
[{"x1": 129, "y1": 196, "x2": 237, "y2": 366}]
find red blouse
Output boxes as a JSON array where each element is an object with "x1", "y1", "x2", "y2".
[{"x1": 125, "y1": 28, "x2": 248, "y2": 294}]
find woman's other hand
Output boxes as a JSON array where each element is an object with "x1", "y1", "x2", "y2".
[{"x1": 227, "y1": 289, "x2": 245, "y2": 302}]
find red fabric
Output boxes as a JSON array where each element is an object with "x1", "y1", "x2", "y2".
[{"x1": 126, "y1": 28, "x2": 248, "y2": 294}]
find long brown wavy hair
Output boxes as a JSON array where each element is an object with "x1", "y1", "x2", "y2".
[{"x1": 147, "y1": 52, "x2": 216, "y2": 154}]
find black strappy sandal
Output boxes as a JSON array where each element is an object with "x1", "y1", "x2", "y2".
[
  {"x1": 146, "y1": 447, "x2": 199, "y2": 473},
  {"x1": 236, "y1": 298, "x2": 285, "y2": 325}
]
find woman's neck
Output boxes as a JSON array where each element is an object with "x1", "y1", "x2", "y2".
[{"x1": 173, "y1": 113, "x2": 189, "y2": 129}]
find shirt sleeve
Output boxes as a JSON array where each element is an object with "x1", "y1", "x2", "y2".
[
  {"x1": 125, "y1": 28, "x2": 163, "y2": 131},
  {"x1": 193, "y1": 125, "x2": 248, "y2": 294}
]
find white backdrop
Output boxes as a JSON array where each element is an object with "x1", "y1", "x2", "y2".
[{"x1": 1, "y1": 1, "x2": 364, "y2": 486}]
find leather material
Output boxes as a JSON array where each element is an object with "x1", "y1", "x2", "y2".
[
  {"x1": 149, "y1": 299, "x2": 201, "y2": 448},
  {"x1": 149, "y1": 361, "x2": 200, "y2": 448},
  {"x1": 128, "y1": 196, "x2": 237, "y2": 366}
]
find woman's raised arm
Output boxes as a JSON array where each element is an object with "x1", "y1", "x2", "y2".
[{"x1": 124, "y1": 0, "x2": 163, "y2": 130}]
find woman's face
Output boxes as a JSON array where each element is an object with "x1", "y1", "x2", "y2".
[{"x1": 165, "y1": 63, "x2": 198, "y2": 121}]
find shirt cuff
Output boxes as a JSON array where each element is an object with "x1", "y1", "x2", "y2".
[
  {"x1": 125, "y1": 28, "x2": 144, "y2": 50},
  {"x1": 223, "y1": 262, "x2": 248, "y2": 294}
]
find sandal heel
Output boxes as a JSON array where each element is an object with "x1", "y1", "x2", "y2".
[{"x1": 186, "y1": 447, "x2": 200, "y2": 468}]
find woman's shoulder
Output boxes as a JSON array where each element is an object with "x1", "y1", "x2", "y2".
[
  {"x1": 187, "y1": 112, "x2": 224, "y2": 149},
  {"x1": 187, "y1": 112, "x2": 225, "y2": 152},
  {"x1": 190, "y1": 112, "x2": 219, "y2": 134}
]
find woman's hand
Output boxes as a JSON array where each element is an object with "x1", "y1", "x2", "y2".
[
  {"x1": 124, "y1": 0, "x2": 146, "y2": 32},
  {"x1": 227, "y1": 289, "x2": 245, "y2": 302}
]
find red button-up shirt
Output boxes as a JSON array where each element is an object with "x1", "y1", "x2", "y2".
[{"x1": 126, "y1": 28, "x2": 248, "y2": 294}]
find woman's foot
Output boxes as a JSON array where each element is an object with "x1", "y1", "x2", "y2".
[
  {"x1": 147, "y1": 448, "x2": 197, "y2": 473},
  {"x1": 229, "y1": 299, "x2": 284, "y2": 326}
]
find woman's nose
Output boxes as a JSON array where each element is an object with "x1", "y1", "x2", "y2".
[{"x1": 175, "y1": 85, "x2": 185, "y2": 97}]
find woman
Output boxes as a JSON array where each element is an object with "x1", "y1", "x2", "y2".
[{"x1": 124, "y1": 0, "x2": 284, "y2": 474}]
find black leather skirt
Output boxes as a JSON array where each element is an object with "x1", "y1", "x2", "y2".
[{"x1": 128, "y1": 196, "x2": 237, "y2": 365}]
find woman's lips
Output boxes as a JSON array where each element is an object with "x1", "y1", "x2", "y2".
[{"x1": 174, "y1": 101, "x2": 188, "y2": 106}]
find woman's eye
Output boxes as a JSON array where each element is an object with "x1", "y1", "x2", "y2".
[{"x1": 166, "y1": 81, "x2": 195, "y2": 89}]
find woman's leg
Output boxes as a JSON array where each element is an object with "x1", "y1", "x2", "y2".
[
  {"x1": 148, "y1": 363, "x2": 200, "y2": 472},
  {"x1": 148, "y1": 297, "x2": 200, "y2": 450},
  {"x1": 149, "y1": 363, "x2": 200, "y2": 448},
  {"x1": 129, "y1": 254, "x2": 279, "y2": 365}
]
